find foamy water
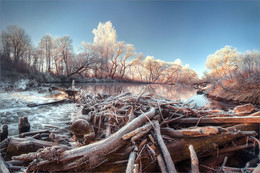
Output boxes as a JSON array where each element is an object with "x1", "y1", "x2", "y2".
[{"x1": 0, "y1": 88, "x2": 78, "y2": 136}]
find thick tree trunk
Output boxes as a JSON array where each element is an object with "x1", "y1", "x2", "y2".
[
  {"x1": 5, "y1": 137, "x2": 58, "y2": 160},
  {"x1": 167, "y1": 124, "x2": 258, "y2": 163}
]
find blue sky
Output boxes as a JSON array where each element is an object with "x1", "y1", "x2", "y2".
[{"x1": 0, "y1": 0, "x2": 259, "y2": 77}]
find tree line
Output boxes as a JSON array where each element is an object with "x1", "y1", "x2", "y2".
[{"x1": 0, "y1": 22, "x2": 199, "y2": 84}]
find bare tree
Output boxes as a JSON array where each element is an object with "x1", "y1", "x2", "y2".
[
  {"x1": 53, "y1": 36, "x2": 73, "y2": 76},
  {"x1": 38, "y1": 34, "x2": 53, "y2": 72},
  {"x1": 1, "y1": 25, "x2": 31, "y2": 63}
]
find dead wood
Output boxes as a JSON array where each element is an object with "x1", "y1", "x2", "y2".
[
  {"x1": 19, "y1": 130, "x2": 51, "y2": 138},
  {"x1": 18, "y1": 116, "x2": 30, "y2": 134},
  {"x1": 0, "y1": 125, "x2": 8, "y2": 142},
  {"x1": 20, "y1": 107, "x2": 156, "y2": 172},
  {"x1": 5, "y1": 137, "x2": 58, "y2": 160},
  {"x1": 172, "y1": 116, "x2": 260, "y2": 124},
  {"x1": 0, "y1": 154, "x2": 9, "y2": 173},
  {"x1": 154, "y1": 121, "x2": 177, "y2": 173},
  {"x1": 27, "y1": 99, "x2": 69, "y2": 107},
  {"x1": 122, "y1": 121, "x2": 153, "y2": 141},
  {"x1": 3, "y1": 91, "x2": 260, "y2": 172},
  {"x1": 200, "y1": 143, "x2": 255, "y2": 158},
  {"x1": 126, "y1": 146, "x2": 138, "y2": 173},
  {"x1": 167, "y1": 124, "x2": 257, "y2": 163},
  {"x1": 161, "y1": 126, "x2": 222, "y2": 138},
  {"x1": 222, "y1": 166, "x2": 254, "y2": 172},
  {"x1": 189, "y1": 145, "x2": 199, "y2": 173},
  {"x1": 157, "y1": 154, "x2": 167, "y2": 173}
]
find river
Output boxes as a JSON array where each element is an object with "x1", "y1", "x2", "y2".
[{"x1": 0, "y1": 83, "x2": 236, "y2": 137}]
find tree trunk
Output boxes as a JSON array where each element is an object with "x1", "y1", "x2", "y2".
[{"x1": 5, "y1": 137, "x2": 58, "y2": 160}]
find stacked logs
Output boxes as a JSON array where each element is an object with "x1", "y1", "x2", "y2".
[{"x1": 1, "y1": 92, "x2": 260, "y2": 173}]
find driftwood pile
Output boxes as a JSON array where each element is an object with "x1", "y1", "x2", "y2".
[{"x1": 1, "y1": 89, "x2": 260, "y2": 172}]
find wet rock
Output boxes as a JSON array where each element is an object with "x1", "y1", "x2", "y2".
[
  {"x1": 234, "y1": 103, "x2": 255, "y2": 116},
  {"x1": 69, "y1": 119, "x2": 95, "y2": 142},
  {"x1": 0, "y1": 124, "x2": 8, "y2": 142}
]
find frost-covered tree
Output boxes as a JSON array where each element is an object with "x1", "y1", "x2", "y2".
[
  {"x1": 206, "y1": 45, "x2": 240, "y2": 78},
  {"x1": 1, "y1": 25, "x2": 31, "y2": 63},
  {"x1": 88, "y1": 21, "x2": 138, "y2": 79},
  {"x1": 53, "y1": 36, "x2": 73, "y2": 75},
  {"x1": 38, "y1": 34, "x2": 54, "y2": 72}
]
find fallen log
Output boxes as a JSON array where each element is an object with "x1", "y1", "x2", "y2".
[
  {"x1": 161, "y1": 126, "x2": 223, "y2": 138},
  {"x1": 5, "y1": 137, "x2": 58, "y2": 160},
  {"x1": 122, "y1": 121, "x2": 153, "y2": 141},
  {"x1": 167, "y1": 124, "x2": 258, "y2": 163},
  {"x1": 154, "y1": 121, "x2": 177, "y2": 173},
  {"x1": 172, "y1": 116, "x2": 260, "y2": 124},
  {"x1": 27, "y1": 99, "x2": 69, "y2": 107},
  {"x1": 223, "y1": 166, "x2": 254, "y2": 172},
  {"x1": 16, "y1": 108, "x2": 156, "y2": 172},
  {"x1": 126, "y1": 146, "x2": 138, "y2": 173},
  {"x1": 189, "y1": 145, "x2": 199, "y2": 173},
  {"x1": 157, "y1": 154, "x2": 167, "y2": 173},
  {"x1": 19, "y1": 130, "x2": 51, "y2": 138},
  {"x1": 0, "y1": 154, "x2": 9, "y2": 173}
]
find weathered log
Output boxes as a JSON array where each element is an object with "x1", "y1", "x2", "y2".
[
  {"x1": 18, "y1": 116, "x2": 30, "y2": 134},
  {"x1": 154, "y1": 121, "x2": 177, "y2": 173},
  {"x1": 200, "y1": 143, "x2": 255, "y2": 158},
  {"x1": 0, "y1": 154, "x2": 9, "y2": 173},
  {"x1": 167, "y1": 124, "x2": 258, "y2": 163},
  {"x1": 21, "y1": 108, "x2": 156, "y2": 172},
  {"x1": 172, "y1": 116, "x2": 260, "y2": 124},
  {"x1": 0, "y1": 125, "x2": 8, "y2": 142},
  {"x1": 8, "y1": 165, "x2": 21, "y2": 172},
  {"x1": 157, "y1": 154, "x2": 167, "y2": 173},
  {"x1": 19, "y1": 130, "x2": 51, "y2": 138},
  {"x1": 250, "y1": 111, "x2": 260, "y2": 117},
  {"x1": 27, "y1": 99, "x2": 69, "y2": 107},
  {"x1": 223, "y1": 166, "x2": 254, "y2": 172},
  {"x1": 189, "y1": 145, "x2": 199, "y2": 173},
  {"x1": 161, "y1": 126, "x2": 222, "y2": 138},
  {"x1": 5, "y1": 137, "x2": 58, "y2": 160},
  {"x1": 234, "y1": 103, "x2": 255, "y2": 116},
  {"x1": 0, "y1": 138, "x2": 10, "y2": 155},
  {"x1": 122, "y1": 121, "x2": 153, "y2": 141},
  {"x1": 126, "y1": 146, "x2": 138, "y2": 173},
  {"x1": 133, "y1": 164, "x2": 139, "y2": 173}
]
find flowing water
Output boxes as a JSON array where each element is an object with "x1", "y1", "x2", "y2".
[{"x1": 0, "y1": 83, "x2": 236, "y2": 137}]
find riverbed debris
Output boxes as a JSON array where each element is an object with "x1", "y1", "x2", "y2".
[{"x1": 1, "y1": 91, "x2": 260, "y2": 172}]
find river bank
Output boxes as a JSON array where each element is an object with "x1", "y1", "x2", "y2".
[{"x1": 205, "y1": 85, "x2": 260, "y2": 106}]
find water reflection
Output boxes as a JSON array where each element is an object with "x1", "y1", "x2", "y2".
[{"x1": 77, "y1": 83, "x2": 197, "y2": 102}]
